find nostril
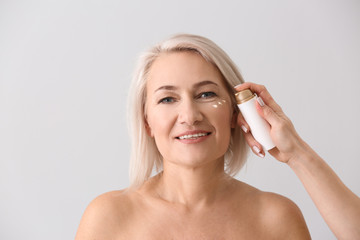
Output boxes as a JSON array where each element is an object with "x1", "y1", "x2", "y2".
[{"x1": 176, "y1": 100, "x2": 204, "y2": 126}]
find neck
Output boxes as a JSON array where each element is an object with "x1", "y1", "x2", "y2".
[{"x1": 154, "y1": 158, "x2": 231, "y2": 210}]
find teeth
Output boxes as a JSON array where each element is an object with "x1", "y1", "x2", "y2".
[{"x1": 178, "y1": 133, "x2": 209, "y2": 140}]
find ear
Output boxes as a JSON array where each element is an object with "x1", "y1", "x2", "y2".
[
  {"x1": 144, "y1": 116, "x2": 154, "y2": 137},
  {"x1": 231, "y1": 110, "x2": 238, "y2": 129}
]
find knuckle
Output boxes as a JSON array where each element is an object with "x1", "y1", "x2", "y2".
[
  {"x1": 263, "y1": 106, "x2": 272, "y2": 116},
  {"x1": 278, "y1": 119, "x2": 288, "y2": 130}
]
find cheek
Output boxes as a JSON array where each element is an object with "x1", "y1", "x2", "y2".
[
  {"x1": 202, "y1": 100, "x2": 234, "y2": 142},
  {"x1": 209, "y1": 99, "x2": 228, "y2": 109},
  {"x1": 203, "y1": 101, "x2": 233, "y2": 153},
  {"x1": 203, "y1": 99, "x2": 233, "y2": 124},
  {"x1": 147, "y1": 108, "x2": 175, "y2": 138}
]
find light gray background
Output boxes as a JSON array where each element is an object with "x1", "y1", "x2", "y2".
[{"x1": 1, "y1": 0, "x2": 359, "y2": 239}]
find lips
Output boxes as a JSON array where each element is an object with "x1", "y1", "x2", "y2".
[{"x1": 175, "y1": 130, "x2": 212, "y2": 140}]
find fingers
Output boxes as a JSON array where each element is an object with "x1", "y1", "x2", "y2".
[
  {"x1": 243, "y1": 129, "x2": 265, "y2": 158},
  {"x1": 234, "y1": 82, "x2": 303, "y2": 163},
  {"x1": 236, "y1": 112, "x2": 250, "y2": 134},
  {"x1": 255, "y1": 97, "x2": 281, "y2": 127},
  {"x1": 234, "y1": 82, "x2": 283, "y2": 114},
  {"x1": 237, "y1": 112, "x2": 265, "y2": 158},
  {"x1": 246, "y1": 133, "x2": 265, "y2": 158}
]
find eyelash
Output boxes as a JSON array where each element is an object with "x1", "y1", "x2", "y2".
[
  {"x1": 158, "y1": 92, "x2": 217, "y2": 104},
  {"x1": 198, "y1": 91, "x2": 217, "y2": 99},
  {"x1": 158, "y1": 97, "x2": 175, "y2": 104}
]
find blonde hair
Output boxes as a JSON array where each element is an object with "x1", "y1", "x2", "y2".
[{"x1": 127, "y1": 33, "x2": 248, "y2": 188}]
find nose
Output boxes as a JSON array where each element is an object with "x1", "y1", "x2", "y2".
[{"x1": 177, "y1": 98, "x2": 203, "y2": 126}]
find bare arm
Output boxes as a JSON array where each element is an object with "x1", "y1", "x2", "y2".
[
  {"x1": 287, "y1": 142, "x2": 360, "y2": 239},
  {"x1": 235, "y1": 82, "x2": 360, "y2": 239}
]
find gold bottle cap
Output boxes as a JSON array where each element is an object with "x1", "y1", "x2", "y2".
[{"x1": 235, "y1": 89, "x2": 255, "y2": 104}]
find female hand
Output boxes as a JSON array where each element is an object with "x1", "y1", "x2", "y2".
[
  {"x1": 235, "y1": 83, "x2": 360, "y2": 240},
  {"x1": 234, "y1": 82, "x2": 307, "y2": 164}
]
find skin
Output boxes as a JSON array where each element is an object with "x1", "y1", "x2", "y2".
[
  {"x1": 235, "y1": 82, "x2": 360, "y2": 240},
  {"x1": 75, "y1": 52, "x2": 311, "y2": 240}
]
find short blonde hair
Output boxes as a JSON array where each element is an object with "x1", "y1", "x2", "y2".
[{"x1": 128, "y1": 33, "x2": 248, "y2": 188}]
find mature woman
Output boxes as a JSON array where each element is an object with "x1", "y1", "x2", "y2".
[{"x1": 75, "y1": 34, "x2": 360, "y2": 239}]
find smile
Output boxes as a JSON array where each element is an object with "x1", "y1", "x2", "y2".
[{"x1": 176, "y1": 132, "x2": 211, "y2": 140}]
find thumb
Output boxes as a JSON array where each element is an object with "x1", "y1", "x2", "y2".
[{"x1": 256, "y1": 97, "x2": 280, "y2": 126}]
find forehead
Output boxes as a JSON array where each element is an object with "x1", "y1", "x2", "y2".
[{"x1": 147, "y1": 51, "x2": 225, "y2": 90}]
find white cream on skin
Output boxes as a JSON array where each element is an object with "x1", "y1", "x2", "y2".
[{"x1": 212, "y1": 99, "x2": 227, "y2": 109}]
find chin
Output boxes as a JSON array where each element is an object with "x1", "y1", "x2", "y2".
[{"x1": 170, "y1": 153, "x2": 224, "y2": 168}]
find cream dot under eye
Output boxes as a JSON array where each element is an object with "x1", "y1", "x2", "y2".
[{"x1": 211, "y1": 99, "x2": 228, "y2": 109}]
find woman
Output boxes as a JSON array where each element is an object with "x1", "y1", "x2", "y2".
[{"x1": 75, "y1": 34, "x2": 359, "y2": 239}]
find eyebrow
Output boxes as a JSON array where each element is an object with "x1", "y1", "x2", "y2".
[{"x1": 154, "y1": 80, "x2": 219, "y2": 93}]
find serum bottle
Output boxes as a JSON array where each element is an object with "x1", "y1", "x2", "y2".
[{"x1": 235, "y1": 89, "x2": 275, "y2": 150}]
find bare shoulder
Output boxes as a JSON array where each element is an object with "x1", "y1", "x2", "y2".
[
  {"x1": 75, "y1": 189, "x2": 135, "y2": 240},
  {"x1": 232, "y1": 181, "x2": 311, "y2": 239},
  {"x1": 258, "y1": 191, "x2": 311, "y2": 239}
]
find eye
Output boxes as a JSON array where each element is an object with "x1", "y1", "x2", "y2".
[
  {"x1": 158, "y1": 97, "x2": 175, "y2": 104},
  {"x1": 198, "y1": 92, "x2": 217, "y2": 99}
]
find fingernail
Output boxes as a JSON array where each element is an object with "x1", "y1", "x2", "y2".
[
  {"x1": 257, "y1": 97, "x2": 265, "y2": 107},
  {"x1": 233, "y1": 84, "x2": 242, "y2": 89},
  {"x1": 252, "y1": 146, "x2": 264, "y2": 158},
  {"x1": 241, "y1": 125, "x2": 248, "y2": 133}
]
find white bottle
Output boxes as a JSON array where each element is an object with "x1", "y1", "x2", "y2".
[{"x1": 235, "y1": 89, "x2": 275, "y2": 150}]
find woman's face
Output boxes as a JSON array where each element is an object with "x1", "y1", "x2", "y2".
[{"x1": 145, "y1": 51, "x2": 235, "y2": 168}]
